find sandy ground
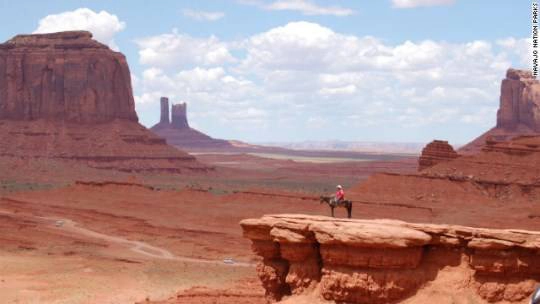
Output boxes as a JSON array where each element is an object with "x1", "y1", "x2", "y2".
[{"x1": 0, "y1": 181, "x2": 341, "y2": 304}]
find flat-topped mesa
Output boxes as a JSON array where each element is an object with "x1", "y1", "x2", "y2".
[
  {"x1": 497, "y1": 68, "x2": 540, "y2": 131},
  {"x1": 418, "y1": 140, "x2": 459, "y2": 171},
  {"x1": 171, "y1": 103, "x2": 189, "y2": 129},
  {"x1": 0, "y1": 32, "x2": 210, "y2": 173},
  {"x1": 0, "y1": 31, "x2": 138, "y2": 123},
  {"x1": 241, "y1": 215, "x2": 540, "y2": 303},
  {"x1": 2, "y1": 31, "x2": 107, "y2": 49}
]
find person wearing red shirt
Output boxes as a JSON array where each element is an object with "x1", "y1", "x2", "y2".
[{"x1": 335, "y1": 185, "x2": 345, "y2": 204}]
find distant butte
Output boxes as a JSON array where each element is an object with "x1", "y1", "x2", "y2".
[
  {"x1": 150, "y1": 97, "x2": 235, "y2": 150},
  {"x1": 460, "y1": 68, "x2": 540, "y2": 154},
  {"x1": 418, "y1": 140, "x2": 459, "y2": 171},
  {"x1": 0, "y1": 31, "x2": 209, "y2": 173}
]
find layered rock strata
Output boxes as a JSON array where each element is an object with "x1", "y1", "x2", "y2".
[
  {"x1": 418, "y1": 140, "x2": 459, "y2": 171},
  {"x1": 241, "y1": 214, "x2": 540, "y2": 303},
  {"x1": 0, "y1": 31, "x2": 137, "y2": 123}
]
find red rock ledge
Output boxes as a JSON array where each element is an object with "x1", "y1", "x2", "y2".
[{"x1": 240, "y1": 214, "x2": 540, "y2": 303}]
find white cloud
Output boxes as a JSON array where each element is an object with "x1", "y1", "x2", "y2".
[
  {"x1": 135, "y1": 29, "x2": 235, "y2": 68},
  {"x1": 182, "y1": 9, "x2": 225, "y2": 21},
  {"x1": 133, "y1": 22, "x2": 526, "y2": 142},
  {"x1": 497, "y1": 37, "x2": 532, "y2": 68},
  {"x1": 265, "y1": 0, "x2": 355, "y2": 16},
  {"x1": 34, "y1": 8, "x2": 125, "y2": 50},
  {"x1": 239, "y1": 0, "x2": 354, "y2": 16},
  {"x1": 392, "y1": 0, "x2": 455, "y2": 8}
]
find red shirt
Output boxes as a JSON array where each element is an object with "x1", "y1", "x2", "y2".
[{"x1": 336, "y1": 189, "x2": 345, "y2": 200}]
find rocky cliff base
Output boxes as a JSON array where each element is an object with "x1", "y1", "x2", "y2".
[
  {"x1": 0, "y1": 119, "x2": 209, "y2": 173},
  {"x1": 241, "y1": 214, "x2": 540, "y2": 303}
]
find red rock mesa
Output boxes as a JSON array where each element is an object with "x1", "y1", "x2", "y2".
[{"x1": 0, "y1": 31, "x2": 208, "y2": 172}]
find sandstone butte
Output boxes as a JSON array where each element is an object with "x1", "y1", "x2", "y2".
[
  {"x1": 417, "y1": 140, "x2": 459, "y2": 171},
  {"x1": 150, "y1": 97, "x2": 234, "y2": 150},
  {"x1": 0, "y1": 31, "x2": 208, "y2": 172},
  {"x1": 241, "y1": 214, "x2": 540, "y2": 304},
  {"x1": 460, "y1": 68, "x2": 540, "y2": 154}
]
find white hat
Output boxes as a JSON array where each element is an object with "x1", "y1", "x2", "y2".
[{"x1": 336, "y1": 185, "x2": 342, "y2": 189}]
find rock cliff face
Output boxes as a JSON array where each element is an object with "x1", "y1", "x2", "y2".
[
  {"x1": 461, "y1": 68, "x2": 540, "y2": 154},
  {"x1": 159, "y1": 97, "x2": 170, "y2": 124},
  {"x1": 151, "y1": 97, "x2": 233, "y2": 150},
  {"x1": 0, "y1": 31, "x2": 137, "y2": 123},
  {"x1": 418, "y1": 140, "x2": 459, "y2": 171},
  {"x1": 171, "y1": 103, "x2": 189, "y2": 129},
  {"x1": 241, "y1": 214, "x2": 540, "y2": 303},
  {"x1": 0, "y1": 32, "x2": 209, "y2": 173},
  {"x1": 497, "y1": 69, "x2": 540, "y2": 131}
]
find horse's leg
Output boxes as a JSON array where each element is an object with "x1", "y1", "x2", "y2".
[
  {"x1": 347, "y1": 203, "x2": 352, "y2": 219},
  {"x1": 331, "y1": 206, "x2": 335, "y2": 217}
]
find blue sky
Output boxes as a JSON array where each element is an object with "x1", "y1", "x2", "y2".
[{"x1": 0, "y1": 0, "x2": 533, "y2": 145}]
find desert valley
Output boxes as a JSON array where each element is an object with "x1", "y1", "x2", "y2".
[{"x1": 0, "y1": 2, "x2": 539, "y2": 304}]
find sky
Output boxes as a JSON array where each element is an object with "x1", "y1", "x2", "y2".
[{"x1": 0, "y1": 0, "x2": 533, "y2": 145}]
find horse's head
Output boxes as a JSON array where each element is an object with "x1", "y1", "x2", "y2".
[
  {"x1": 319, "y1": 195, "x2": 325, "y2": 204},
  {"x1": 319, "y1": 195, "x2": 330, "y2": 204}
]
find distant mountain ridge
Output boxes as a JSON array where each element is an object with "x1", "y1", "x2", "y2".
[{"x1": 257, "y1": 140, "x2": 424, "y2": 154}]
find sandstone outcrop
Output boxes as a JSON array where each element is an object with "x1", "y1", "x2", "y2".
[
  {"x1": 241, "y1": 214, "x2": 540, "y2": 303},
  {"x1": 418, "y1": 140, "x2": 459, "y2": 171},
  {"x1": 0, "y1": 31, "x2": 137, "y2": 123},
  {"x1": 497, "y1": 69, "x2": 540, "y2": 131},
  {"x1": 151, "y1": 98, "x2": 233, "y2": 150},
  {"x1": 0, "y1": 32, "x2": 209, "y2": 173},
  {"x1": 461, "y1": 68, "x2": 540, "y2": 154},
  {"x1": 171, "y1": 103, "x2": 189, "y2": 129}
]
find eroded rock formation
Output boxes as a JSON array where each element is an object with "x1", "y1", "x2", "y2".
[
  {"x1": 418, "y1": 140, "x2": 459, "y2": 171},
  {"x1": 0, "y1": 32, "x2": 208, "y2": 173},
  {"x1": 461, "y1": 68, "x2": 540, "y2": 154},
  {"x1": 151, "y1": 97, "x2": 233, "y2": 150},
  {"x1": 171, "y1": 103, "x2": 189, "y2": 129},
  {"x1": 497, "y1": 69, "x2": 540, "y2": 131},
  {"x1": 241, "y1": 214, "x2": 540, "y2": 303},
  {"x1": 0, "y1": 31, "x2": 137, "y2": 123},
  {"x1": 160, "y1": 97, "x2": 170, "y2": 124}
]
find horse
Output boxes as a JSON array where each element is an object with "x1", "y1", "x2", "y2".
[{"x1": 319, "y1": 195, "x2": 352, "y2": 218}]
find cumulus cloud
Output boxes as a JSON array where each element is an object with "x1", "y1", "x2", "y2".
[
  {"x1": 135, "y1": 29, "x2": 235, "y2": 68},
  {"x1": 240, "y1": 0, "x2": 355, "y2": 16},
  {"x1": 34, "y1": 8, "x2": 125, "y2": 50},
  {"x1": 392, "y1": 0, "x2": 456, "y2": 8},
  {"x1": 182, "y1": 9, "x2": 225, "y2": 21},
  {"x1": 497, "y1": 37, "x2": 532, "y2": 67},
  {"x1": 133, "y1": 21, "x2": 526, "y2": 142}
]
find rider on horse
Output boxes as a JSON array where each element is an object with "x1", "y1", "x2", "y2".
[{"x1": 334, "y1": 185, "x2": 345, "y2": 205}]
